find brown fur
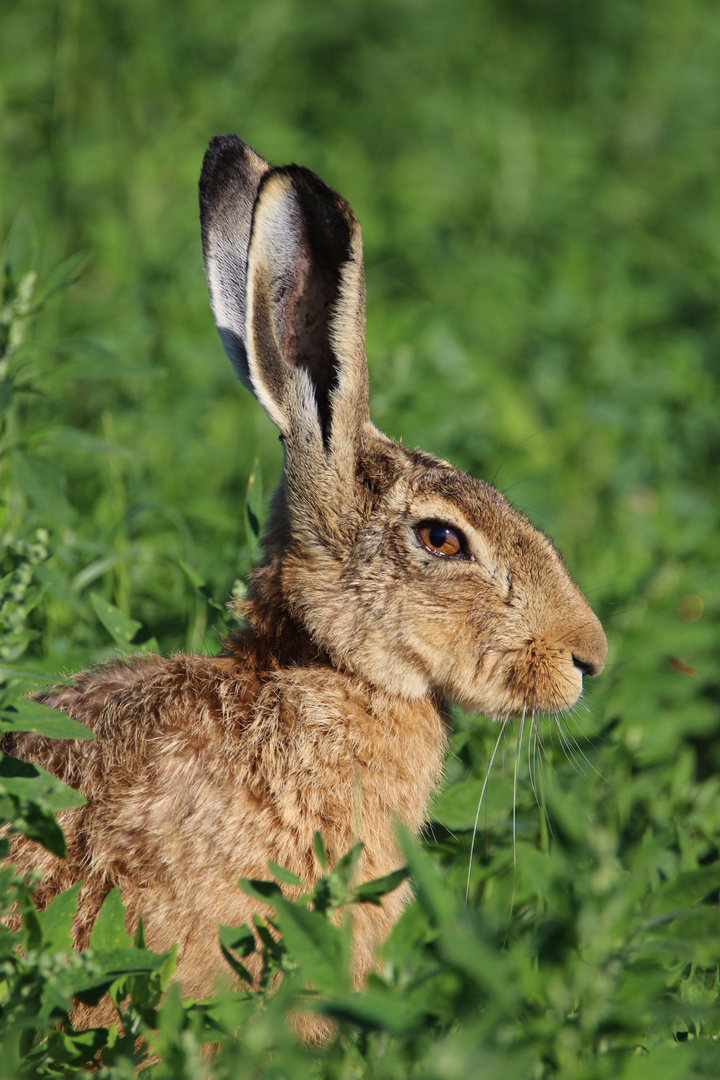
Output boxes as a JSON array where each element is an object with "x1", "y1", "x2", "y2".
[{"x1": 2, "y1": 136, "x2": 607, "y2": 1034}]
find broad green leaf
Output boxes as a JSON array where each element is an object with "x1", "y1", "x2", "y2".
[
  {"x1": 0, "y1": 754, "x2": 86, "y2": 810},
  {"x1": 89, "y1": 887, "x2": 132, "y2": 951},
  {"x1": 0, "y1": 699, "x2": 93, "y2": 741},
  {"x1": 89, "y1": 592, "x2": 141, "y2": 645},
  {"x1": 274, "y1": 895, "x2": 350, "y2": 995},
  {"x1": 31, "y1": 1028, "x2": 108, "y2": 1071},
  {"x1": 430, "y1": 775, "x2": 513, "y2": 831},
  {"x1": 324, "y1": 989, "x2": 414, "y2": 1034},
  {"x1": 72, "y1": 948, "x2": 171, "y2": 1006},
  {"x1": 37, "y1": 882, "x2": 82, "y2": 952}
]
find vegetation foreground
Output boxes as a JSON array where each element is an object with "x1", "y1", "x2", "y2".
[{"x1": 1, "y1": 1, "x2": 720, "y2": 1076}]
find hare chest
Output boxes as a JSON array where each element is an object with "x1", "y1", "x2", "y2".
[{"x1": 6, "y1": 648, "x2": 448, "y2": 1002}]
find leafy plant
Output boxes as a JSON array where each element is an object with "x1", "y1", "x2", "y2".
[{"x1": 1, "y1": 2, "x2": 719, "y2": 1075}]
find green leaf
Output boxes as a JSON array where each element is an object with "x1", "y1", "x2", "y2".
[
  {"x1": 314, "y1": 830, "x2": 328, "y2": 871},
  {"x1": 37, "y1": 882, "x2": 82, "y2": 952},
  {"x1": 72, "y1": 948, "x2": 171, "y2": 1006},
  {"x1": 0, "y1": 790, "x2": 67, "y2": 857},
  {"x1": 274, "y1": 895, "x2": 350, "y2": 995},
  {"x1": 268, "y1": 861, "x2": 304, "y2": 888},
  {"x1": 11, "y1": 452, "x2": 71, "y2": 526},
  {"x1": 32, "y1": 251, "x2": 92, "y2": 307},
  {"x1": 37, "y1": 425, "x2": 129, "y2": 457},
  {"x1": 396, "y1": 824, "x2": 454, "y2": 927},
  {"x1": 3, "y1": 211, "x2": 37, "y2": 282},
  {"x1": 0, "y1": 753, "x2": 86, "y2": 810},
  {"x1": 32, "y1": 1028, "x2": 109, "y2": 1071},
  {"x1": 239, "y1": 878, "x2": 283, "y2": 903},
  {"x1": 89, "y1": 887, "x2": 132, "y2": 951},
  {"x1": 89, "y1": 592, "x2": 141, "y2": 645},
  {"x1": 430, "y1": 774, "x2": 513, "y2": 831},
  {"x1": 243, "y1": 458, "x2": 263, "y2": 546},
  {"x1": 0, "y1": 699, "x2": 93, "y2": 741},
  {"x1": 352, "y1": 867, "x2": 409, "y2": 906},
  {"x1": 218, "y1": 923, "x2": 256, "y2": 985},
  {"x1": 649, "y1": 866, "x2": 720, "y2": 917},
  {"x1": 324, "y1": 988, "x2": 414, "y2": 1034}
]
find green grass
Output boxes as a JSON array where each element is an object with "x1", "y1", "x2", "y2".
[{"x1": 1, "y1": 0, "x2": 719, "y2": 1075}]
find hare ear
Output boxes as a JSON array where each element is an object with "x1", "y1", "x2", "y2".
[
  {"x1": 200, "y1": 137, "x2": 368, "y2": 454},
  {"x1": 199, "y1": 135, "x2": 271, "y2": 389}
]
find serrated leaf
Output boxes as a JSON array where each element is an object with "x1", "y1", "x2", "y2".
[
  {"x1": 89, "y1": 886, "x2": 132, "y2": 951},
  {"x1": 89, "y1": 592, "x2": 141, "y2": 645},
  {"x1": 0, "y1": 699, "x2": 93, "y2": 741}
]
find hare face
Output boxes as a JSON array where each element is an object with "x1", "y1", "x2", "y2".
[{"x1": 278, "y1": 433, "x2": 607, "y2": 719}]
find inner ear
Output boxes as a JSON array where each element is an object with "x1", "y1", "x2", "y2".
[{"x1": 264, "y1": 167, "x2": 354, "y2": 446}]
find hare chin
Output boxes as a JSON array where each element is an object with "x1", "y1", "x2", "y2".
[{"x1": 440, "y1": 652, "x2": 585, "y2": 721}]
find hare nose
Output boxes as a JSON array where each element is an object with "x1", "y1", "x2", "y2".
[
  {"x1": 573, "y1": 654, "x2": 601, "y2": 677},
  {"x1": 569, "y1": 615, "x2": 608, "y2": 678}
]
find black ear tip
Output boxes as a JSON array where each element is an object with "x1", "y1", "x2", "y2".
[
  {"x1": 199, "y1": 135, "x2": 269, "y2": 215},
  {"x1": 199, "y1": 135, "x2": 243, "y2": 203}
]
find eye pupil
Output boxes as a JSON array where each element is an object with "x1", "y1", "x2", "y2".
[
  {"x1": 417, "y1": 522, "x2": 463, "y2": 557},
  {"x1": 428, "y1": 525, "x2": 449, "y2": 549}
]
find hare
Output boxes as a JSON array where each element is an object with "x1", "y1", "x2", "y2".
[{"x1": 2, "y1": 136, "x2": 607, "y2": 1034}]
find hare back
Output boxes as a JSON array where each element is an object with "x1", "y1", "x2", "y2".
[{"x1": 3, "y1": 634, "x2": 446, "y2": 1001}]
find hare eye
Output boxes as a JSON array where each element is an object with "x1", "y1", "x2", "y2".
[{"x1": 416, "y1": 521, "x2": 464, "y2": 558}]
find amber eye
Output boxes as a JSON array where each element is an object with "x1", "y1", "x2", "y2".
[{"x1": 416, "y1": 521, "x2": 465, "y2": 558}]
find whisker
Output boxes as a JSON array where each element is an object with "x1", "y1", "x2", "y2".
[
  {"x1": 556, "y1": 713, "x2": 609, "y2": 784},
  {"x1": 466, "y1": 716, "x2": 509, "y2": 904},
  {"x1": 513, "y1": 707, "x2": 526, "y2": 868},
  {"x1": 554, "y1": 715, "x2": 587, "y2": 775}
]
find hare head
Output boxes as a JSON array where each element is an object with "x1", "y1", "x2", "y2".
[{"x1": 199, "y1": 136, "x2": 607, "y2": 723}]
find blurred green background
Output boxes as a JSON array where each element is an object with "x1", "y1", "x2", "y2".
[{"x1": 1, "y1": 0, "x2": 720, "y2": 1073}]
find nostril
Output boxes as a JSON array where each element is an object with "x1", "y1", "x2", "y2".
[{"x1": 573, "y1": 654, "x2": 599, "y2": 678}]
